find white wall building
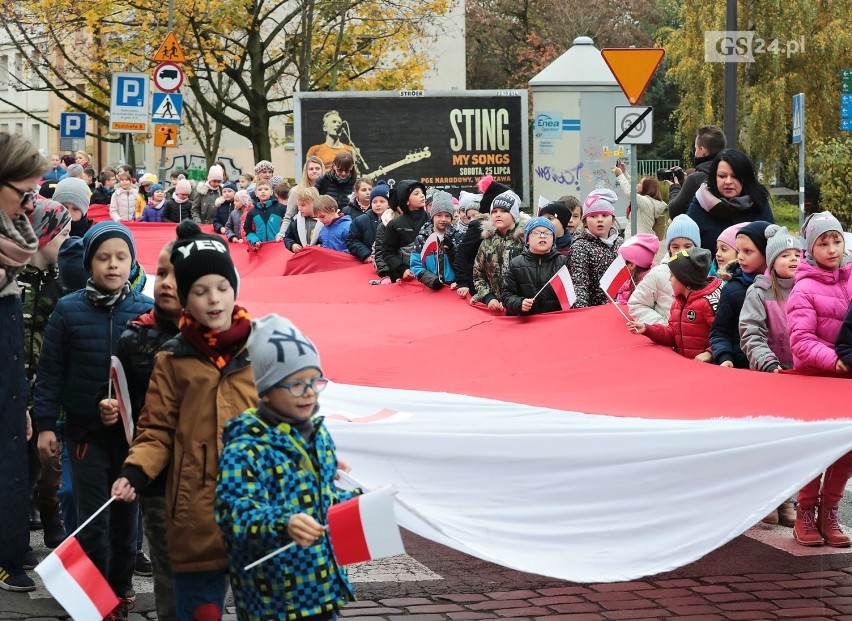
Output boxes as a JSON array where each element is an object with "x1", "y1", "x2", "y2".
[{"x1": 0, "y1": 33, "x2": 50, "y2": 154}]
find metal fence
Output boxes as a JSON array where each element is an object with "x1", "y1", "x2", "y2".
[{"x1": 637, "y1": 159, "x2": 680, "y2": 177}]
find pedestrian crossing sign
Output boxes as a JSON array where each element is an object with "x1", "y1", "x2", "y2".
[
  {"x1": 154, "y1": 124, "x2": 179, "y2": 147},
  {"x1": 151, "y1": 92, "x2": 183, "y2": 125}
]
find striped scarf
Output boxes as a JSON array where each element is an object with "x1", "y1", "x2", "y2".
[
  {"x1": 179, "y1": 304, "x2": 251, "y2": 369},
  {"x1": 0, "y1": 208, "x2": 38, "y2": 295}
]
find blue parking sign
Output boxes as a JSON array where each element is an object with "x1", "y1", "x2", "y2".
[
  {"x1": 60, "y1": 113, "x2": 86, "y2": 139},
  {"x1": 109, "y1": 72, "x2": 150, "y2": 133}
]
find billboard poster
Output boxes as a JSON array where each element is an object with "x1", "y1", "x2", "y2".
[{"x1": 294, "y1": 90, "x2": 529, "y2": 200}]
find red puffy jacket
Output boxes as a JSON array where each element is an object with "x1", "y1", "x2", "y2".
[{"x1": 644, "y1": 277, "x2": 724, "y2": 359}]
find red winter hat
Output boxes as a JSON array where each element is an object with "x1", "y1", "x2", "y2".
[
  {"x1": 29, "y1": 198, "x2": 71, "y2": 250},
  {"x1": 618, "y1": 233, "x2": 659, "y2": 268}
]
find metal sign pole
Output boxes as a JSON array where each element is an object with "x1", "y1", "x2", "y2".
[
  {"x1": 630, "y1": 145, "x2": 638, "y2": 236},
  {"x1": 799, "y1": 95, "x2": 805, "y2": 232},
  {"x1": 157, "y1": 0, "x2": 175, "y2": 184}
]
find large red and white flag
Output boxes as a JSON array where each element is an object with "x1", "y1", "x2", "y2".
[
  {"x1": 35, "y1": 536, "x2": 119, "y2": 621},
  {"x1": 326, "y1": 486, "x2": 405, "y2": 565},
  {"x1": 599, "y1": 255, "x2": 630, "y2": 299},
  {"x1": 546, "y1": 265, "x2": 576, "y2": 310},
  {"x1": 420, "y1": 233, "x2": 439, "y2": 263}
]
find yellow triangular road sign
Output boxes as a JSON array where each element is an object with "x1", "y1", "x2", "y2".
[
  {"x1": 601, "y1": 48, "x2": 665, "y2": 105},
  {"x1": 154, "y1": 32, "x2": 185, "y2": 64}
]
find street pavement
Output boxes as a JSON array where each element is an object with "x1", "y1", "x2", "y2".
[{"x1": 6, "y1": 513, "x2": 852, "y2": 621}]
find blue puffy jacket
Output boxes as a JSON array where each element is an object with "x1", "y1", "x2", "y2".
[
  {"x1": 318, "y1": 214, "x2": 352, "y2": 253},
  {"x1": 33, "y1": 289, "x2": 153, "y2": 439},
  {"x1": 244, "y1": 200, "x2": 286, "y2": 245}
]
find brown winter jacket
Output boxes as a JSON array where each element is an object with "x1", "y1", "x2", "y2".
[{"x1": 122, "y1": 336, "x2": 257, "y2": 573}]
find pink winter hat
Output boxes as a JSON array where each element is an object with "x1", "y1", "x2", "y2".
[
  {"x1": 207, "y1": 164, "x2": 225, "y2": 182},
  {"x1": 582, "y1": 189, "x2": 618, "y2": 219},
  {"x1": 618, "y1": 233, "x2": 660, "y2": 268},
  {"x1": 717, "y1": 222, "x2": 748, "y2": 251},
  {"x1": 174, "y1": 178, "x2": 193, "y2": 195}
]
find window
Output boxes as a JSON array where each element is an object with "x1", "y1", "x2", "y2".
[
  {"x1": 13, "y1": 53, "x2": 23, "y2": 83},
  {"x1": 0, "y1": 55, "x2": 7, "y2": 91}
]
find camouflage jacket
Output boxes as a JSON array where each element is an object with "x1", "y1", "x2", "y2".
[
  {"x1": 19, "y1": 264, "x2": 63, "y2": 391},
  {"x1": 472, "y1": 219, "x2": 526, "y2": 305}
]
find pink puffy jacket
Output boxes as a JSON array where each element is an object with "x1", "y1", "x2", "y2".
[{"x1": 787, "y1": 259, "x2": 852, "y2": 371}]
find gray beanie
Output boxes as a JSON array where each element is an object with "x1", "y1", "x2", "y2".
[
  {"x1": 490, "y1": 189, "x2": 522, "y2": 222},
  {"x1": 764, "y1": 224, "x2": 802, "y2": 271},
  {"x1": 430, "y1": 190, "x2": 454, "y2": 219},
  {"x1": 667, "y1": 246, "x2": 712, "y2": 289},
  {"x1": 801, "y1": 211, "x2": 844, "y2": 257},
  {"x1": 248, "y1": 314, "x2": 322, "y2": 395},
  {"x1": 52, "y1": 177, "x2": 90, "y2": 216},
  {"x1": 65, "y1": 163, "x2": 85, "y2": 179}
]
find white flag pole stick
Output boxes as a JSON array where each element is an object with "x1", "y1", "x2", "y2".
[
  {"x1": 532, "y1": 275, "x2": 556, "y2": 301},
  {"x1": 69, "y1": 496, "x2": 116, "y2": 540},
  {"x1": 602, "y1": 289, "x2": 631, "y2": 322},
  {"x1": 244, "y1": 525, "x2": 329, "y2": 571},
  {"x1": 244, "y1": 541, "x2": 297, "y2": 571}
]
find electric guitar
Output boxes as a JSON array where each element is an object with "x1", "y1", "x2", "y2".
[{"x1": 362, "y1": 148, "x2": 431, "y2": 181}]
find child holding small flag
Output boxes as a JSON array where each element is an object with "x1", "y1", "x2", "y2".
[
  {"x1": 111, "y1": 226, "x2": 255, "y2": 620},
  {"x1": 410, "y1": 190, "x2": 461, "y2": 290},
  {"x1": 502, "y1": 217, "x2": 569, "y2": 315},
  {"x1": 98, "y1": 223, "x2": 192, "y2": 621},
  {"x1": 215, "y1": 314, "x2": 359, "y2": 621},
  {"x1": 569, "y1": 189, "x2": 623, "y2": 308},
  {"x1": 33, "y1": 222, "x2": 152, "y2": 612},
  {"x1": 627, "y1": 247, "x2": 723, "y2": 360}
]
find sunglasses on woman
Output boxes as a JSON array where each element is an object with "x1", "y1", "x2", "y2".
[{"x1": 2, "y1": 181, "x2": 38, "y2": 207}]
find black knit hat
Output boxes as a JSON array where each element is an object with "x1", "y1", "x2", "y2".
[
  {"x1": 539, "y1": 202, "x2": 571, "y2": 229},
  {"x1": 171, "y1": 227, "x2": 238, "y2": 306},
  {"x1": 736, "y1": 220, "x2": 771, "y2": 260},
  {"x1": 477, "y1": 175, "x2": 512, "y2": 214},
  {"x1": 668, "y1": 246, "x2": 712, "y2": 289}
]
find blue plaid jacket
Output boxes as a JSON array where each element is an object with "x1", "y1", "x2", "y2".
[{"x1": 215, "y1": 407, "x2": 357, "y2": 620}]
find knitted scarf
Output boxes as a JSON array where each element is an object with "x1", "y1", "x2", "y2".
[
  {"x1": 85, "y1": 280, "x2": 130, "y2": 307},
  {"x1": 0, "y1": 208, "x2": 38, "y2": 294},
  {"x1": 179, "y1": 304, "x2": 251, "y2": 369}
]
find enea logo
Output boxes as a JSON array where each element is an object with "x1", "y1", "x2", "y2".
[{"x1": 535, "y1": 113, "x2": 563, "y2": 138}]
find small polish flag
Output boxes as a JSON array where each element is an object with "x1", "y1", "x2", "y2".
[
  {"x1": 599, "y1": 255, "x2": 631, "y2": 299},
  {"x1": 35, "y1": 536, "x2": 119, "y2": 621},
  {"x1": 420, "y1": 233, "x2": 439, "y2": 263},
  {"x1": 326, "y1": 486, "x2": 405, "y2": 565},
  {"x1": 547, "y1": 265, "x2": 576, "y2": 310},
  {"x1": 109, "y1": 356, "x2": 133, "y2": 445}
]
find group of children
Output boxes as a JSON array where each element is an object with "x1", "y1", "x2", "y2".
[
  {"x1": 18, "y1": 147, "x2": 852, "y2": 614},
  {"x1": 18, "y1": 207, "x2": 353, "y2": 621},
  {"x1": 621, "y1": 210, "x2": 852, "y2": 547}
]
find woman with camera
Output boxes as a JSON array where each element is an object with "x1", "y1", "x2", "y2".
[
  {"x1": 685, "y1": 149, "x2": 775, "y2": 253},
  {"x1": 612, "y1": 162, "x2": 668, "y2": 239}
]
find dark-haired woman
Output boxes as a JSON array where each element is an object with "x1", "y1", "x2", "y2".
[{"x1": 686, "y1": 148, "x2": 775, "y2": 253}]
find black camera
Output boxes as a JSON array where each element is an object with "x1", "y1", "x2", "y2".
[
  {"x1": 656, "y1": 168, "x2": 675, "y2": 182},
  {"x1": 657, "y1": 167, "x2": 684, "y2": 183}
]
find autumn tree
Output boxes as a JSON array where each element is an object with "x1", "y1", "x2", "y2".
[
  {"x1": 664, "y1": 1, "x2": 852, "y2": 174},
  {"x1": 466, "y1": 0, "x2": 661, "y2": 89},
  {"x1": 1, "y1": 0, "x2": 451, "y2": 163}
]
